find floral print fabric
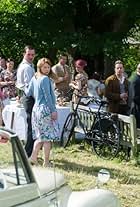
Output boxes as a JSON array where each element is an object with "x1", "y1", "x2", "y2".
[
  {"x1": 72, "y1": 71, "x2": 88, "y2": 103},
  {"x1": 32, "y1": 104, "x2": 60, "y2": 142},
  {"x1": 0, "y1": 69, "x2": 17, "y2": 98}
]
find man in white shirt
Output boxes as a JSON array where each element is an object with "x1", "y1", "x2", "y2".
[{"x1": 17, "y1": 45, "x2": 35, "y2": 157}]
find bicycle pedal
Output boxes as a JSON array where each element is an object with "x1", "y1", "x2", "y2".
[
  {"x1": 87, "y1": 132, "x2": 92, "y2": 136},
  {"x1": 93, "y1": 129, "x2": 100, "y2": 133}
]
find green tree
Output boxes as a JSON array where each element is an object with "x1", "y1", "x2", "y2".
[{"x1": 0, "y1": 0, "x2": 140, "y2": 76}]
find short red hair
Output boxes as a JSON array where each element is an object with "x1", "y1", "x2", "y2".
[{"x1": 75, "y1": 59, "x2": 87, "y2": 68}]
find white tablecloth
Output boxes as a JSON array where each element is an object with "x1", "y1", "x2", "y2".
[
  {"x1": 2, "y1": 104, "x2": 27, "y2": 140},
  {"x1": 2, "y1": 103, "x2": 70, "y2": 140},
  {"x1": 57, "y1": 105, "x2": 70, "y2": 134}
]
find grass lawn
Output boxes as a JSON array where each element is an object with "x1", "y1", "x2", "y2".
[
  {"x1": 0, "y1": 142, "x2": 140, "y2": 207},
  {"x1": 51, "y1": 144, "x2": 140, "y2": 207}
]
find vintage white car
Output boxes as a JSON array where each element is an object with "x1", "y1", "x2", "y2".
[{"x1": 0, "y1": 128, "x2": 120, "y2": 207}]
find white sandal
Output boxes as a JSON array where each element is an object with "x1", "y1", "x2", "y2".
[
  {"x1": 43, "y1": 161, "x2": 53, "y2": 168},
  {"x1": 29, "y1": 157, "x2": 38, "y2": 165}
]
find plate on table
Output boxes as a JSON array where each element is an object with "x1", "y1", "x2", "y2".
[
  {"x1": 16, "y1": 104, "x2": 24, "y2": 108},
  {"x1": 57, "y1": 102, "x2": 70, "y2": 107},
  {"x1": 10, "y1": 98, "x2": 17, "y2": 105},
  {"x1": 64, "y1": 102, "x2": 70, "y2": 107},
  {"x1": 10, "y1": 98, "x2": 16, "y2": 101}
]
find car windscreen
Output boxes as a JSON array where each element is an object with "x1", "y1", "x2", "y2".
[{"x1": 0, "y1": 136, "x2": 28, "y2": 187}]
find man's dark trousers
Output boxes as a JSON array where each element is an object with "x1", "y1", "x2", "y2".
[{"x1": 22, "y1": 96, "x2": 35, "y2": 157}]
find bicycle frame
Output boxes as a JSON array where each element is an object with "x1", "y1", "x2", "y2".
[
  {"x1": 61, "y1": 94, "x2": 120, "y2": 158},
  {"x1": 71, "y1": 96, "x2": 109, "y2": 140}
]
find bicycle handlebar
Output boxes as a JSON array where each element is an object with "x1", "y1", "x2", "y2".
[
  {"x1": 60, "y1": 88, "x2": 108, "y2": 107},
  {"x1": 91, "y1": 97, "x2": 108, "y2": 106},
  {"x1": 73, "y1": 93, "x2": 108, "y2": 106}
]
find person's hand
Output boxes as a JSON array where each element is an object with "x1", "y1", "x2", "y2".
[
  {"x1": 69, "y1": 82, "x2": 75, "y2": 88},
  {"x1": 16, "y1": 96, "x2": 20, "y2": 101},
  {"x1": 8, "y1": 81, "x2": 14, "y2": 85},
  {"x1": 120, "y1": 93, "x2": 128, "y2": 103},
  {"x1": 120, "y1": 93, "x2": 128, "y2": 100},
  {"x1": 63, "y1": 76, "x2": 67, "y2": 81},
  {"x1": 69, "y1": 81, "x2": 77, "y2": 88},
  {"x1": 58, "y1": 77, "x2": 64, "y2": 82},
  {"x1": 71, "y1": 81, "x2": 77, "y2": 85},
  {"x1": 4, "y1": 81, "x2": 9, "y2": 86},
  {"x1": 63, "y1": 73, "x2": 69, "y2": 81},
  {"x1": 69, "y1": 83, "x2": 73, "y2": 87},
  {"x1": 51, "y1": 111, "x2": 57, "y2": 121}
]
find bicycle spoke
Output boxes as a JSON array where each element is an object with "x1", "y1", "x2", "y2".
[
  {"x1": 91, "y1": 119, "x2": 120, "y2": 159},
  {"x1": 60, "y1": 113, "x2": 75, "y2": 147}
]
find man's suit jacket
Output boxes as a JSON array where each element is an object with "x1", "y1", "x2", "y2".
[
  {"x1": 105, "y1": 74, "x2": 129, "y2": 113},
  {"x1": 52, "y1": 63, "x2": 71, "y2": 93}
]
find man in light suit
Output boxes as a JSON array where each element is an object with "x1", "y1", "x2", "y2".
[{"x1": 52, "y1": 53, "x2": 71, "y2": 101}]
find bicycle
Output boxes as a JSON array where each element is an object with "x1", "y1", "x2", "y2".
[{"x1": 60, "y1": 95, "x2": 120, "y2": 159}]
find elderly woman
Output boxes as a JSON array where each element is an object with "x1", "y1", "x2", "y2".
[{"x1": 69, "y1": 59, "x2": 88, "y2": 103}]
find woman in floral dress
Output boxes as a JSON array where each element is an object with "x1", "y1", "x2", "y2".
[
  {"x1": 0, "y1": 58, "x2": 17, "y2": 98},
  {"x1": 69, "y1": 59, "x2": 88, "y2": 103},
  {"x1": 26, "y1": 58, "x2": 60, "y2": 167}
]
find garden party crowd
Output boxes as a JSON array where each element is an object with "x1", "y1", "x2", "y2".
[{"x1": 0, "y1": 45, "x2": 140, "y2": 166}]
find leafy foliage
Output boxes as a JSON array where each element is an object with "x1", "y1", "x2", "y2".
[{"x1": 0, "y1": 0, "x2": 140, "y2": 74}]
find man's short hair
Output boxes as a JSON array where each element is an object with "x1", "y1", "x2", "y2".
[
  {"x1": 57, "y1": 52, "x2": 68, "y2": 60},
  {"x1": 24, "y1": 45, "x2": 35, "y2": 53},
  {"x1": 114, "y1": 60, "x2": 123, "y2": 66},
  {"x1": 6, "y1": 58, "x2": 14, "y2": 62}
]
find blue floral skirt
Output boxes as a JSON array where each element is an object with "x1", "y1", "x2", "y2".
[{"x1": 32, "y1": 104, "x2": 60, "y2": 142}]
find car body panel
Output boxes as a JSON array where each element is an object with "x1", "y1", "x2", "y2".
[
  {"x1": 0, "y1": 183, "x2": 39, "y2": 207},
  {"x1": 32, "y1": 167, "x2": 66, "y2": 195},
  {"x1": 68, "y1": 189, "x2": 120, "y2": 207},
  {"x1": 0, "y1": 128, "x2": 120, "y2": 207}
]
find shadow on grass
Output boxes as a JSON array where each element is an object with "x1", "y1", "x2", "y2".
[{"x1": 54, "y1": 158, "x2": 140, "y2": 185}]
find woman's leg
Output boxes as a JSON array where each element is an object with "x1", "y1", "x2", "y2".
[
  {"x1": 43, "y1": 141, "x2": 52, "y2": 166},
  {"x1": 0, "y1": 107, "x2": 3, "y2": 126},
  {"x1": 30, "y1": 139, "x2": 42, "y2": 162}
]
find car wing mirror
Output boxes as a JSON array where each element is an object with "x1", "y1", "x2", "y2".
[{"x1": 96, "y1": 169, "x2": 110, "y2": 188}]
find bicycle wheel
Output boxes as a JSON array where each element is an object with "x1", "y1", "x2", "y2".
[
  {"x1": 91, "y1": 118, "x2": 120, "y2": 159},
  {"x1": 60, "y1": 112, "x2": 75, "y2": 148}
]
